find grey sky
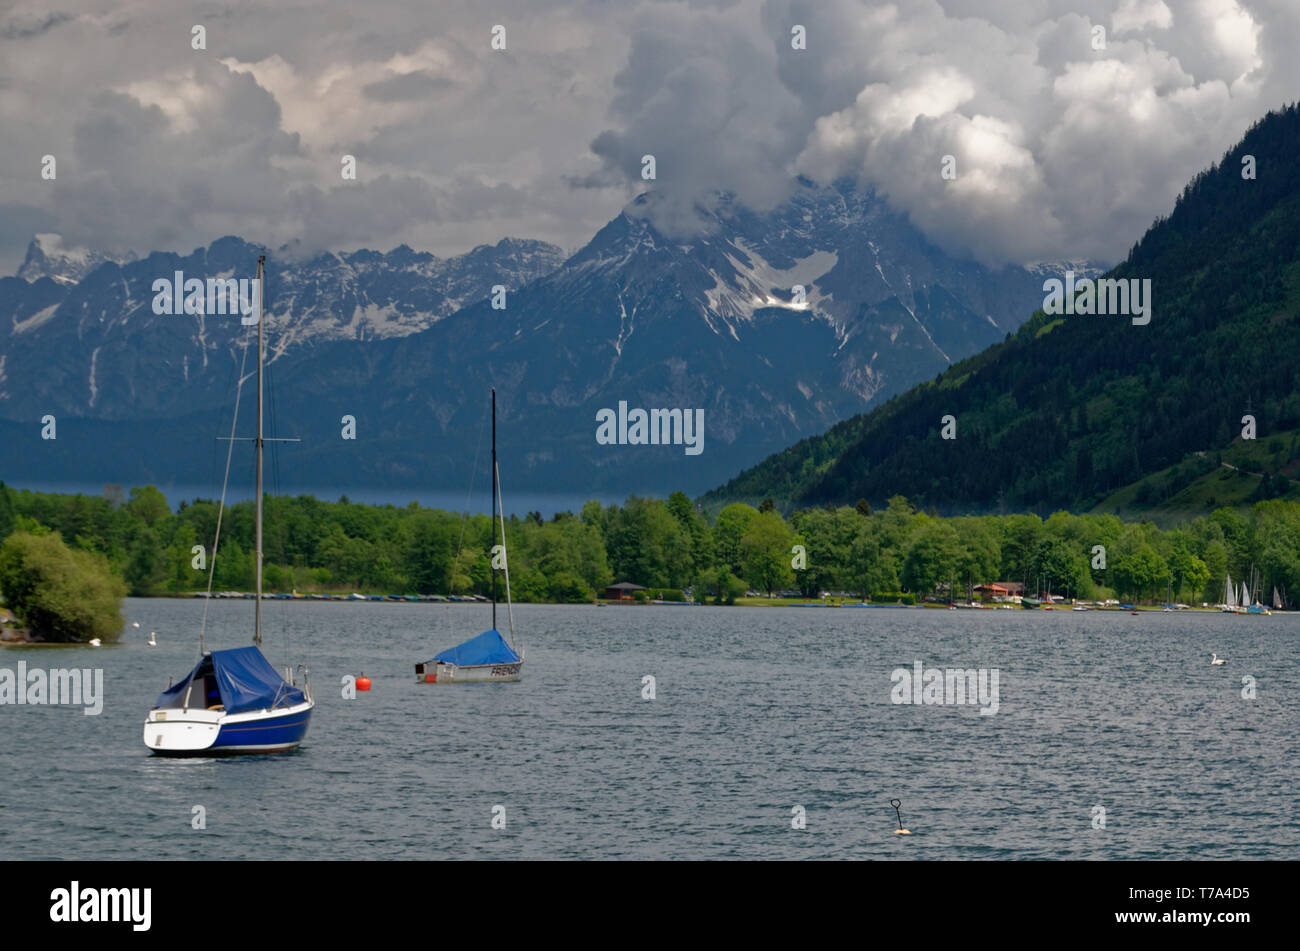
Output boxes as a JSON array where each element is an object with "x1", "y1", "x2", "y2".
[{"x1": 0, "y1": 0, "x2": 1294, "y2": 274}]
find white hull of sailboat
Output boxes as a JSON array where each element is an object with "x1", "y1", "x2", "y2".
[
  {"x1": 143, "y1": 707, "x2": 223, "y2": 752},
  {"x1": 416, "y1": 660, "x2": 523, "y2": 684},
  {"x1": 143, "y1": 699, "x2": 314, "y2": 754}
]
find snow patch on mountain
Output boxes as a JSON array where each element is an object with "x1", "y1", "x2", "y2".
[
  {"x1": 88, "y1": 346, "x2": 101, "y2": 408},
  {"x1": 704, "y1": 240, "x2": 838, "y2": 322},
  {"x1": 1025, "y1": 260, "x2": 1107, "y2": 279},
  {"x1": 12, "y1": 303, "x2": 59, "y2": 334}
]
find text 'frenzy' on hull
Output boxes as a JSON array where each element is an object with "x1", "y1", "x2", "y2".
[{"x1": 415, "y1": 656, "x2": 523, "y2": 684}]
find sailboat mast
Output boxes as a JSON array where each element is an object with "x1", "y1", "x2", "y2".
[
  {"x1": 255, "y1": 255, "x2": 265, "y2": 647},
  {"x1": 491, "y1": 387, "x2": 498, "y2": 632}
]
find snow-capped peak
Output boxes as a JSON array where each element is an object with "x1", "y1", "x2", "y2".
[{"x1": 17, "y1": 234, "x2": 136, "y2": 285}]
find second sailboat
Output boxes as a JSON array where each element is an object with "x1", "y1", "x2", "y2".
[{"x1": 415, "y1": 389, "x2": 524, "y2": 683}]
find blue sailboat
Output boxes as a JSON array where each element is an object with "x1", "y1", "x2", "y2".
[
  {"x1": 143, "y1": 255, "x2": 314, "y2": 754},
  {"x1": 145, "y1": 647, "x2": 312, "y2": 754},
  {"x1": 415, "y1": 389, "x2": 524, "y2": 683}
]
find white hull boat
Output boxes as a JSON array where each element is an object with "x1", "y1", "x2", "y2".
[
  {"x1": 415, "y1": 657, "x2": 523, "y2": 684},
  {"x1": 144, "y1": 697, "x2": 314, "y2": 754}
]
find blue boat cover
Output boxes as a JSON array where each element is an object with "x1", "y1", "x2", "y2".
[
  {"x1": 156, "y1": 646, "x2": 305, "y2": 714},
  {"x1": 426, "y1": 629, "x2": 520, "y2": 666}
]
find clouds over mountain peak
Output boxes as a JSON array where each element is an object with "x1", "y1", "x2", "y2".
[{"x1": 0, "y1": 0, "x2": 1291, "y2": 272}]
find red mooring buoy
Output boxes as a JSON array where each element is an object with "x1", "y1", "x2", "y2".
[{"x1": 356, "y1": 674, "x2": 372, "y2": 691}]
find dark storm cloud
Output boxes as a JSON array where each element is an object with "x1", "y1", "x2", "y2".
[
  {"x1": 363, "y1": 71, "x2": 454, "y2": 102},
  {"x1": 0, "y1": 11, "x2": 72, "y2": 40},
  {"x1": 587, "y1": 4, "x2": 806, "y2": 237}
]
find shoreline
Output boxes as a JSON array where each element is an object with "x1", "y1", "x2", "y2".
[{"x1": 107, "y1": 594, "x2": 1270, "y2": 612}]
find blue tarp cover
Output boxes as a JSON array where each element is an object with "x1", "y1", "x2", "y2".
[
  {"x1": 427, "y1": 629, "x2": 520, "y2": 666},
  {"x1": 156, "y1": 646, "x2": 305, "y2": 714}
]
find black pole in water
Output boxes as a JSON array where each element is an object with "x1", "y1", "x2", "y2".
[
  {"x1": 891, "y1": 798, "x2": 904, "y2": 830},
  {"x1": 491, "y1": 388, "x2": 497, "y2": 633}
]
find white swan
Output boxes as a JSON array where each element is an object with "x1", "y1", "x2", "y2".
[
  {"x1": 89, "y1": 638, "x2": 101, "y2": 647},
  {"x1": 1210, "y1": 652, "x2": 1226, "y2": 665},
  {"x1": 132, "y1": 621, "x2": 140, "y2": 628},
  {"x1": 147, "y1": 631, "x2": 157, "y2": 647}
]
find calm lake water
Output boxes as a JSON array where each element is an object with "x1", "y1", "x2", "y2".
[{"x1": 1, "y1": 599, "x2": 1296, "y2": 860}]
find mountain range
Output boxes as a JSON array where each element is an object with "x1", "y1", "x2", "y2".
[{"x1": 1, "y1": 179, "x2": 1090, "y2": 500}]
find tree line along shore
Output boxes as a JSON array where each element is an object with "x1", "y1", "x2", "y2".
[{"x1": 3, "y1": 481, "x2": 1298, "y2": 641}]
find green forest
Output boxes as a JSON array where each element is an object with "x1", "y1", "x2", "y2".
[{"x1": 3, "y1": 481, "x2": 1299, "y2": 607}]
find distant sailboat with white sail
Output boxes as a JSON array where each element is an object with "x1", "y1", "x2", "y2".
[{"x1": 1220, "y1": 574, "x2": 1237, "y2": 612}]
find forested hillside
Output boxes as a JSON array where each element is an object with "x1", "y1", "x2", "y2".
[{"x1": 705, "y1": 105, "x2": 1300, "y2": 517}]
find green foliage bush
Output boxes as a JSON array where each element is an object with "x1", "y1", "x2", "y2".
[
  {"x1": 0, "y1": 531, "x2": 126, "y2": 642},
  {"x1": 647, "y1": 588, "x2": 686, "y2": 602},
  {"x1": 548, "y1": 572, "x2": 595, "y2": 603}
]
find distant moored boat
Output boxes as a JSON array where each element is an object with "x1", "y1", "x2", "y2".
[{"x1": 415, "y1": 389, "x2": 524, "y2": 684}]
